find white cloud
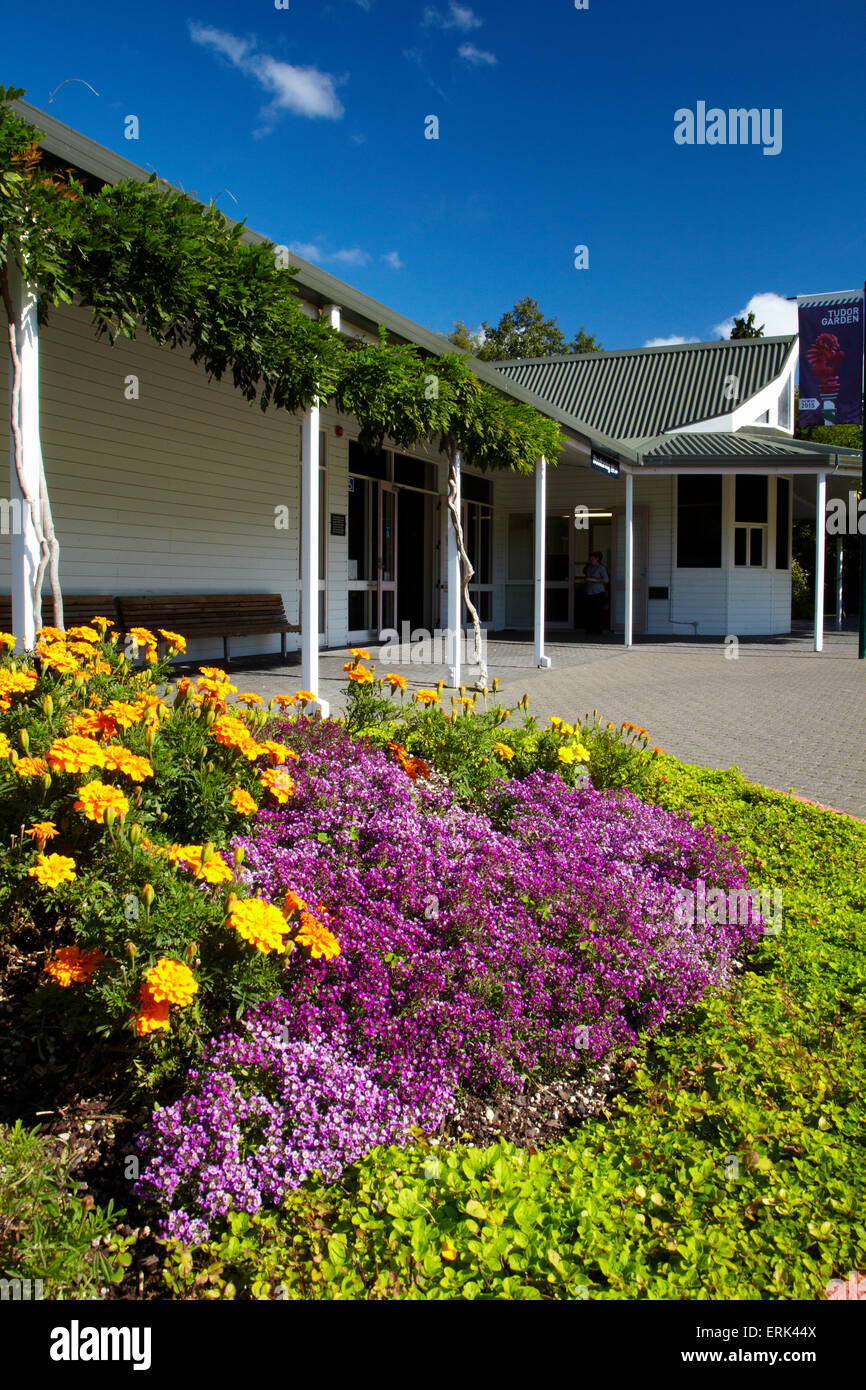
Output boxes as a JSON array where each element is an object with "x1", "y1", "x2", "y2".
[
  {"x1": 458, "y1": 43, "x2": 497, "y2": 65},
  {"x1": 287, "y1": 241, "x2": 323, "y2": 262},
  {"x1": 643, "y1": 335, "x2": 701, "y2": 347},
  {"x1": 713, "y1": 291, "x2": 797, "y2": 340},
  {"x1": 189, "y1": 23, "x2": 254, "y2": 67},
  {"x1": 188, "y1": 22, "x2": 345, "y2": 123},
  {"x1": 329, "y1": 247, "x2": 371, "y2": 267},
  {"x1": 288, "y1": 242, "x2": 372, "y2": 268},
  {"x1": 424, "y1": 4, "x2": 483, "y2": 30},
  {"x1": 381, "y1": 251, "x2": 405, "y2": 270}
]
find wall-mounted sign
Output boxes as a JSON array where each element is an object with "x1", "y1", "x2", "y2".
[
  {"x1": 590, "y1": 451, "x2": 620, "y2": 477},
  {"x1": 330, "y1": 513, "x2": 346, "y2": 536},
  {"x1": 347, "y1": 477, "x2": 355, "y2": 493}
]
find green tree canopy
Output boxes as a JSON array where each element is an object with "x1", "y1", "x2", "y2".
[
  {"x1": 449, "y1": 296, "x2": 602, "y2": 360},
  {"x1": 729, "y1": 311, "x2": 765, "y2": 339}
]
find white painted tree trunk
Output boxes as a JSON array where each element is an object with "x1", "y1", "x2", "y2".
[{"x1": 445, "y1": 444, "x2": 487, "y2": 689}]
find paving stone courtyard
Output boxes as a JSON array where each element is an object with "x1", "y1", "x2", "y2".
[{"x1": 224, "y1": 629, "x2": 866, "y2": 821}]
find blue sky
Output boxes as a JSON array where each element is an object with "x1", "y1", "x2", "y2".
[{"x1": 5, "y1": 0, "x2": 866, "y2": 349}]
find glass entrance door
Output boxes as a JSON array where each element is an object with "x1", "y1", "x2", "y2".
[{"x1": 377, "y1": 483, "x2": 397, "y2": 634}]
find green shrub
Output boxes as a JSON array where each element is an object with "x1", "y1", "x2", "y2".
[{"x1": 0, "y1": 1120, "x2": 131, "y2": 1299}]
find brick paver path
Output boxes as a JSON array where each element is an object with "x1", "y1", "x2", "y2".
[{"x1": 227, "y1": 631, "x2": 866, "y2": 820}]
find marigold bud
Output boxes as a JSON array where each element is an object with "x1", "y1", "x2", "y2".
[
  {"x1": 41, "y1": 773, "x2": 52, "y2": 791},
  {"x1": 206, "y1": 761, "x2": 215, "y2": 773},
  {"x1": 42, "y1": 695, "x2": 54, "y2": 716},
  {"x1": 204, "y1": 705, "x2": 218, "y2": 727},
  {"x1": 18, "y1": 728, "x2": 29, "y2": 752},
  {"x1": 141, "y1": 883, "x2": 155, "y2": 909},
  {"x1": 233, "y1": 846, "x2": 245, "y2": 867},
  {"x1": 128, "y1": 824, "x2": 142, "y2": 846},
  {"x1": 103, "y1": 807, "x2": 117, "y2": 828},
  {"x1": 201, "y1": 842, "x2": 215, "y2": 865}
]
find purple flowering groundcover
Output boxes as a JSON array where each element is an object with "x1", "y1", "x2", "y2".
[{"x1": 136, "y1": 720, "x2": 762, "y2": 1239}]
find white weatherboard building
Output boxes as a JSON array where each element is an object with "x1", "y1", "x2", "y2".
[{"x1": 3, "y1": 100, "x2": 861, "y2": 701}]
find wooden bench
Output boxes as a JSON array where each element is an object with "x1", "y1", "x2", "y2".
[
  {"x1": 0, "y1": 595, "x2": 119, "y2": 631},
  {"x1": 115, "y1": 594, "x2": 299, "y2": 664}
]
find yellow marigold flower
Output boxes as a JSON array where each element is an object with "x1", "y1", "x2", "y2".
[
  {"x1": 414, "y1": 689, "x2": 440, "y2": 705},
  {"x1": 145, "y1": 957, "x2": 199, "y2": 1007},
  {"x1": 128, "y1": 626, "x2": 157, "y2": 646},
  {"x1": 90, "y1": 615, "x2": 114, "y2": 632},
  {"x1": 133, "y1": 982, "x2": 171, "y2": 1035},
  {"x1": 0, "y1": 631, "x2": 16, "y2": 649},
  {"x1": 260, "y1": 740, "x2": 295, "y2": 766},
  {"x1": 15, "y1": 756, "x2": 47, "y2": 778},
  {"x1": 273, "y1": 695, "x2": 296, "y2": 708},
  {"x1": 210, "y1": 715, "x2": 260, "y2": 759},
  {"x1": 295, "y1": 911, "x2": 340, "y2": 960},
  {"x1": 47, "y1": 735, "x2": 106, "y2": 774},
  {"x1": 66, "y1": 626, "x2": 99, "y2": 644},
  {"x1": 349, "y1": 648, "x2": 371, "y2": 661},
  {"x1": 260, "y1": 767, "x2": 294, "y2": 803},
  {"x1": 28, "y1": 853, "x2": 77, "y2": 887},
  {"x1": 0, "y1": 669, "x2": 37, "y2": 694},
  {"x1": 199, "y1": 666, "x2": 228, "y2": 679},
  {"x1": 73, "y1": 780, "x2": 130, "y2": 823},
  {"x1": 26, "y1": 821, "x2": 58, "y2": 850},
  {"x1": 384, "y1": 673, "x2": 407, "y2": 691},
  {"x1": 36, "y1": 625, "x2": 66, "y2": 643},
  {"x1": 235, "y1": 692, "x2": 263, "y2": 706},
  {"x1": 492, "y1": 741, "x2": 514, "y2": 760},
  {"x1": 103, "y1": 700, "x2": 143, "y2": 729},
  {"x1": 347, "y1": 667, "x2": 374, "y2": 685},
  {"x1": 44, "y1": 945, "x2": 106, "y2": 987},
  {"x1": 159, "y1": 629, "x2": 187, "y2": 653},
  {"x1": 0, "y1": 732, "x2": 11, "y2": 758},
  {"x1": 197, "y1": 676, "x2": 237, "y2": 700},
  {"x1": 283, "y1": 888, "x2": 307, "y2": 917},
  {"x1": 457, "y1": 697, "x2": 475, "y2": 711},
  {"x1": 100, "y1": 747, "x2": 154, "y2": 782},
  {"x1": 230, "y1": 787, "x2": 258, "y2": 815},
  {"x1": 196, "y1": 856, "x2": 234, "y2": 885},
  {"x1": 227, "y1": 898, "x2": 290, "y2": 955},
  {"x1": 294, "y1": 690, "x2": 317, "y2": 704},
  {"x1": 167, "y1": 844, "x2": 203, "y2": 870}
]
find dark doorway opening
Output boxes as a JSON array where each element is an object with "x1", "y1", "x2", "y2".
[{"x1": 397, "y1": 489, "x2": 428, "y2": 633}]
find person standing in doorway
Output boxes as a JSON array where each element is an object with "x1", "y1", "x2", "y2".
[{"x1": 584, "y1": 551, "x2": 609, "y2": 635}]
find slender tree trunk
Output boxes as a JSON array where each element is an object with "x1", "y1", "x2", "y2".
[
  {"x1": 445, "y1": 442, "x2": 488, "y2": 689},
  {"x1": 2, "y1": 260, "x2": 50, "y2": 634}
]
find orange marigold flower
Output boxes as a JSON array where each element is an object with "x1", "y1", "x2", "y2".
[
  {"x1": 159, "y1": 629, "x2": 186, "y2": 652},
  {"x1": 272, "y1": 695, "x2": 296, "y2": 708},
  {"x1": 347, "y1": 667, "x2": 375, "y2": 685},
  {"x1": 47, "y1": 735, "x2": 106, "y2": 774},
  {"x1": 73, "y1": 780, "x2": 130, "y2": 823},
  {"x1": 260, "y1": 767, "x2": 294, "y2": 803},
  {"x1": 144, "y1": 957, "x2": 199, "y2": 1007},
  {"x1": 230, "y1": 787, "x2": 258, "y2": 815},
  {"x1": 235, "y1": 692, "x2": 263, "y2": 706},
  {"x1": 28, "y1": 853, "x2": 77, "y2": 887},
  {"x1": 0, "y1": 732, "x2": 12, "y2": 758},
  {"x1": 283, "y1": 888, "x2": 307, "y2": 916},
  {"x1": 133, "y1": 982, "x2": 171, "y2": 1035},
  {"x1": 492, "y1": 741, "x2": 514, "y2": 760},
  {"x1": 349, "y1": 648, "x2": 371, "y2": 661},
  {"x1": 294, "y1": 690, "x2": 317, "y2": 704},
  {"x1": 0, "y1": 631, "x2": 16, "y2": 649},
  {"x1": 15, "y1": 756, "x2": 47, "y2": 778},
  {"x1": 260, "y1": 740, "x2": 295, "y2": 766},
  {"x1": 35, "y1": 625, "x2": 66, "y2": 643},
  {"x1": 100, "y1": 747, "x2": 154, "y2": 782},
  {"x1": 67, "y1": 710, "x2": 118, "y2": 740},
  {"x1": 103, "y1": 700, "x2": 143, "y2": 728},
  {"x1": 0, "y1": 669, "x2": 38, "y2": 695},
  {"x1": 414, "y1": 689, "x2": 440, "y2": 705},
  {"x1": 26, "y1": 821, "x2": 58, "y2": 850},
  {"x1": 128, "y1": 626, "x2": 157, "y2": 646},
  {"x1": 66, "y1": 626, "x2": 100, "y2": 643},
  {"x1": 167, "y1": 844, "x2": 203, "y2": 870},
  {"x1": 196, "y1": 856, "x2": 234, "y2": 885},
  {"x1": 295, "y1": 911, "x2": 340, "y2": 961},
  {"x1": 90, "y1": 615, "x2": 114, "y2": 632},
  {"x1": 44, "y1": 945, "x2": 106, "y2": 987},
  {"x1": 384, "y1": 673, "x2": 407, "y2": 691},
  {"x1": 227, "y1": 898, "x2": 290, "y2": 955},
  {"x1": 197, "y1": 676, "x2": 237, "y2": 700}
]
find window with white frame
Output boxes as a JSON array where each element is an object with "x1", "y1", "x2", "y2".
[{"x1": 734, "y1": 474, "x2": 768, "y2": 568}]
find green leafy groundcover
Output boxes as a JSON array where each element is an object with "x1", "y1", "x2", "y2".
[{"x1": 165, "y1": 761, "x2": 866, "y2": 1300}]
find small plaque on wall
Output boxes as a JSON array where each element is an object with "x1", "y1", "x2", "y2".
[{"x1": 330, "y1": 513, "x2": 346, "y2": 536}]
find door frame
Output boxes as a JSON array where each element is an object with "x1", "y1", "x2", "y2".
[{"x1": 377, "y1": 481, "x2": 398, "y2": 635}]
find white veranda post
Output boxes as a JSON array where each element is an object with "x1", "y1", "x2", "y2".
[
  {"x1": 8, "y1": 261, "x2": 42, "y2": 651},
  {"x1": 624, "y1": 470, "x2": 634, "y2": 648},
  {"x1": 446, "y1": 450, "x2": 461, "y2": 688},
  {"x1": 814, "y1": 471, "x2": 826, "y2": 653},
  {"x1": 300, "y1": 303, "x2": 340, "y2": 718},
  {"x1": 534, "y1": 455, "x2": 551, "y2": 668}
]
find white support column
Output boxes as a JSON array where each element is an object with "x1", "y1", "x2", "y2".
[
  {"x1": 8, "y1": 261, "x2": 42, "y2": 651},
  {"x1": 298, "y1": 304, "x2": 340, "y2": 718},
  {"x1": 446, "y1": 451, "x2": 461, "y2": 688},
  {"x1": 624, "y1": 470, "x2": 634, "y2": 648},
  {"x1": 814, "y1": 471, "x2": 826, "y2": 652},
  {"x1": 534, "y1": 456, "x2": 551, "y2": 668},
  {"x1": 836, "y1": 535, "x2": 844, "y2": 632}
]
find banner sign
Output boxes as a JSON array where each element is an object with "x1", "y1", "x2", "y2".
[
  {"x1": 590, "y1": 451, "x2": 620, "y2": 477},
  {"x1": 797, "y1": 290, "x2": 864, "y2": 427}
]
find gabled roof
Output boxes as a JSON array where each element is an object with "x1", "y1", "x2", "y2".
[
  {"x1": 493, "y1": 336, "x2": 798, "y2": 439},
  {"x1": 636, "y1": 427, "x2": 861, "y2": 470}
]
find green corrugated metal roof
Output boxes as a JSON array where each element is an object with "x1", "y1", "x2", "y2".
[
  {"x1": 494, "y1": 336, "x2": 797, "y2": 439},
  {"x1": 637, "y1": 429, "x2": 861, "y2": 467}
]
